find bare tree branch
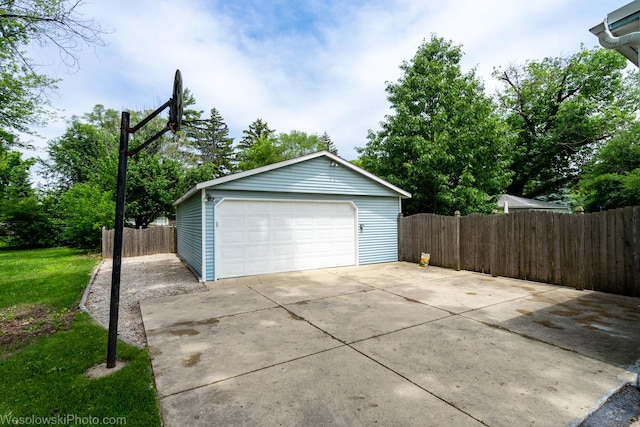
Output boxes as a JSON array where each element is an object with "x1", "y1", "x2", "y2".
[{"x1": 0, "y1": 0, "x2": 107, "y2": 71}]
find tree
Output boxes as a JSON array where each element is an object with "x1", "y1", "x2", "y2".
[
  {"x1": 236, "y1": 136, "x2": 283, "y2": 171},
  {"x1": 494, "y1": 47, "x2": 639, "y2": 199},
  {"x1": 0, "y1": 148, "x2": 33, "y2": 200},
  {"x1": 238, "y1": 119, "x2": 275, "y2": 152},
  {"x1": 57, "y1": 182, "x2": 114, "y2": 248},
  {"x1": 574, "y1": 122, "x2": 640, "y2": 211},
  {"x1": 0, "y1": 149, "x2": 59, "y2": 247},
  {"x1": 278, "y1": 130, "x2": 325, "y2": 159},
  {"x1": 188, "y1": 107, "x2": 236, "y2": 176},
  {"x1": 357, "y1": 36, "x2": 511, "y2": 215},
  {"x1": 319, "y1": 131, "x2": 338, "y2": 155},
  {"x1": 237, "y1": 130, "x2": 327, "y2": 170},
  {"x1": 125, "y1": 155, "x2": 183, "y2": 228},
  {"x1": 43, "y1": 104, "x2": 188, "y2": 230},
  {"x1": 0, "y1": 0, "x2": 104, "y2": 148},
  {"x1": 44, "y1": 120, "x2": 114, "y2": 189}
]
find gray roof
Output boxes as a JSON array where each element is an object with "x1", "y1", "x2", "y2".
[{"x1": 497, "y1": 194, "x2": 570, "y2": 211}]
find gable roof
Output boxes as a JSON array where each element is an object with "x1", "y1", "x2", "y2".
[
  {"x1": 497, "y1": 194, "x2": 570, "y2": 211},
  {"x1": 174, "y1": 151, "x2": 411, "y2": 205}
]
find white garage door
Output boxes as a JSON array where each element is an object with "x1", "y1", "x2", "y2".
[{"x1": 215, "y1": 199, "x2": 357, "y2": 279}]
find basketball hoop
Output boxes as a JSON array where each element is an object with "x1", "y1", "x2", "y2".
[
  {"x1": 169, "y1": 69, "x2": 183, "y2": 133},
  {"x1": 107, "y1": 68, "x2": 185, "y2": 368}
]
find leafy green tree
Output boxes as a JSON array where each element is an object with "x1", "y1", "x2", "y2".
[
  {"x1": 237, "y1": 136, "x2": 282, "y2": 171},
  {"x1": 319, "y1": 131, "x2": 338, "y2": 155},
  {"x1": 237, "y1": 130, "x2": 327, "y2": 170},
  {"x1": 574, "y1": 122, "x2": 640, "y2": 211},
  {"x1": 358, "y1": 36, "x2": 511, "y2": 215},
  {"x1": 57, "y1": 183, "x2": 114, "y2": 248},
  {"x1": 44, "y1": 120, "x2": 114, "y2": 189},
  {"x1": 125, "y1": 155, "x2": 183, "y2": 228},
  {"x1": 44, "y1": 104, "x2": 189, "y2": 230},
  {"x1": 0, "y1": 195, "x2": 59, "y2": 247},
  {"x1": 0, "y1": 149, "x2": 58, "y2": 247},
  {"x1": 278, "y1": 130, "x2": 325, "y2": 159},
  {"x1": 0, "y1": 149, "x2": 33, "y2": 200},
  {"x1": 494, "y1": 47, "x2": 639, "y2": 198},
  {"x1": 0, "y1": 0, "x2": 104, "y2": 148},
  {"x1": 238, "y1": 119, "x2": 275, "y2": 152}
]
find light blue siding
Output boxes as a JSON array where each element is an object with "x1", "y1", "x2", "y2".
[
  {"x1": 176, "y1": 153, "x2": 408, "y2": 280},
  {"x1": 204, "y1": 198, "x2": 215, "y2": 281},
  {"x1": 215, "y1": 156, "x2": 399, "y2": 197},
  {"x1": 353, "y1": 196, "x2": 400, "y2": 264},
  {"x1": 176, "y1": 193, "x2": 203, "y2": 280}
]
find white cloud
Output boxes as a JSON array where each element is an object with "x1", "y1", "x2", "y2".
[{"x1": 22, "y1": 0, "x2": 622, "y2": 169}]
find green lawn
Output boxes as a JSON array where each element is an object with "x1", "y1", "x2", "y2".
[{"x1": 0, "y1": 248, "x2": 161, "y2": 426}]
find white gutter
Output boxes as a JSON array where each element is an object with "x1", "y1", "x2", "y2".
[{"x1": 598, "y1": 17, "x2": 640, "y2": 50}]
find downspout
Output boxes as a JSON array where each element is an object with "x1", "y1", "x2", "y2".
[{"x1": 597, "y1": 17, "x2": 640, "y2": 70}]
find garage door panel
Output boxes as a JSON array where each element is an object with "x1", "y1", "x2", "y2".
[
  {"x1": 273, "y1": 230, "x2": 294, "y2": 242},
  {"x1": 218, "y1": 230, "x2": 244, "y2": 244},
  {"x1": 219, "y1": 245, "x2": 244, "y2": 261},
  {"x1": 216, "y1": 200, "x2": 356, "y2": 279},
  {"x1": 247, "y1": 230, "x2": 269, "y2": 243}
]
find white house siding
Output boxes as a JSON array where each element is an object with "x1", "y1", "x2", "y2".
[{"x1": 176, "y1": 193, "x2": 203, "y2": 279}]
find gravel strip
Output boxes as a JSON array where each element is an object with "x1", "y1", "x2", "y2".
[{"x1": 83, "y1": 254, "x2": 208, "y2": 347}]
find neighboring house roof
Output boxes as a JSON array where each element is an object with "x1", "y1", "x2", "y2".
[
  {"x1": 174, "y1": 151, "x2": 412, "y2": 205},
  {"x1": 497, "y1": 194, "x2": 571, "y2": 212}
]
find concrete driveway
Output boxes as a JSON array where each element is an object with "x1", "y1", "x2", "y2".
[{"x1": 140, "y1": 262, "x2": 640, "y2": 426}]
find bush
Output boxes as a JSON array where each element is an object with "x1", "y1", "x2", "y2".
[
  {"x1": 58, "y1": 183, "x2": 115, "y2": 249},
  {"x1": 0, "y1": 196, "x2": 60, "y2": 248}
]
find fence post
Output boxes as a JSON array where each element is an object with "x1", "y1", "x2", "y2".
[
  {"x1": 575, "y1": 207, "x2": 585, "y2": 290},
  {"x1": 490, "y1": 209, "x2": 499, "y2": 276},
  {"x1": 454, "y1": 210, "x2": 461, "y2": 271},
  {"x1": 101, "y1": 227, "x2": 106, "y2": 258}
]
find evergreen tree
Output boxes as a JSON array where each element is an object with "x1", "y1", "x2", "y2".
[
  {"x1": 319, "y1": 131, "x2": 338, "y2": 155},
  {"x1": 238, "y1": 119, "x2": 275, "y2": 151}
]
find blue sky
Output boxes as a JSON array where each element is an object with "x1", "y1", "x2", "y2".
[{"x1": 22, "y1": 0, "x2": 629, "y2": 168}]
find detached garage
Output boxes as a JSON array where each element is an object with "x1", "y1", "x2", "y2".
[{"x1": 174, "y1": 151, "x2": 411, "y2": 281}]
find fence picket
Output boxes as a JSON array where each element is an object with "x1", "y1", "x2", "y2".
[
  {"x1": 398, "y1": 208, "x2": 640, "y2": 297},
  {"x1": 102, "y1": 226, "x2": 177, "y2": 258}
]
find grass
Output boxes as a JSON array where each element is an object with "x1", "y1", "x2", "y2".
[
  {"x1": 0, "y1": 247, "x2": 98, "y2": 309},
  {"x1": 0, "y1": 247, "x2": 162, "y2": 426}
]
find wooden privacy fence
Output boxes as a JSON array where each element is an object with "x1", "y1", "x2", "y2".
[
  {"x1": 399, "y1": 207, "x2": 640, "y2": 297},
  {"x1": 102, "y1": 226, "x2": 176, "y2": 258}
]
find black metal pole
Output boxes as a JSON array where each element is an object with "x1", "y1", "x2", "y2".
[{"x1": 107, "y1": 111, "x2": 130, "y2": 368}]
